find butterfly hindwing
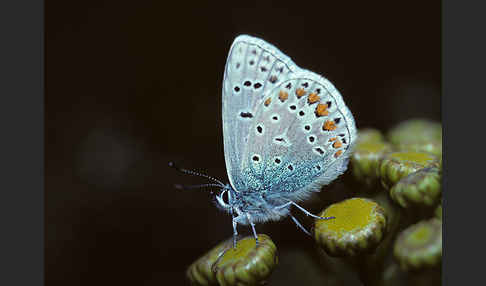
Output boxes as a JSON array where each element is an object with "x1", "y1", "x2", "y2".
[{"x1": 243, "y1": 70, "x2": 357, "y2": 202}]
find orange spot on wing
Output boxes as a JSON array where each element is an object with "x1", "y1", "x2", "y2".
[
  {"x1": 308, "y1": 93, "x2": 320, "y2": 104},
  {"x1": 334, "y1": 150, "x2": 343, "y2": 158},
  {"x1": 278, "y1": 90, "x2": 289, "y2": 102},
  {"x1": 323, "y1": 120, "x2": 337, "y2": 131},
  {"x1": 333, "y1": 140, "x2": 343, "y2": 149},
  {"x1": 329, "y1": 137, "x2": 337, "y2": 142},
  {"x1": 296, "y1": 88, "x2": 306, "y2": 98},
  {"x1": 315, "y1": 103, "x2": 329, "y2": 116},
  {"x1": 264, "y1": 98, "x2": 272, "y2": 106}
]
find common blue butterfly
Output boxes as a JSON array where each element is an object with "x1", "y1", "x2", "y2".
[{"x1": 171, "y1": 35, "x2": 357, "y2": 247}]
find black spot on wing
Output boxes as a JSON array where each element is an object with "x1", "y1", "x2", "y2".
[{"x1": 240, "y1": 112, "x2": 253, "y2": 118}]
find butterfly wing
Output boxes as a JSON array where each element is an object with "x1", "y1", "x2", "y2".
[
  {"x1": 222, "y1": 35, "x2": 299, "y2": 191},
  {"x1": 243, "y1": 69, "x2": 357, "y2": 203}
]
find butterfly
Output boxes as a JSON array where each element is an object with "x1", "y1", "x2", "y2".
[{"x1": 171, "y1": 35, "x2": 357, "y2": 247}]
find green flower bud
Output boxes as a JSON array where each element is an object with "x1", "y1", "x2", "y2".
[
  {"x1": 186, "y1": 238, "x2": 233, "y2": 285},
  {"x1": 390, "y1": 167, "x2": 441, "y2": 209},
  {"x1": 351, "y1": 141, "x2": 392, "y2": 187},
  {"x1": 379, "y1": 151, "x2": 440, "y2": 190},
  {"x1": 357, "y1": 128, "x2": 386, "y2": 144},
  {"x1": 435, "y1": 204, "x2": 442, "y2": 220},
  {"x1": 388, "y1": 119, "x2": 442, "y2": 156},
  {"x1": 212, "y1": 234, "x2": 278, "y2": 286},
  {"x1": 314, "y1": 198, "x2": 387, "y2": 257},
  {"x1": 393, "y1": 218, "x2": 442, "y2": 271},
  {"x1": 395, "y1": 141, "x2": 442, "y2": 158}
]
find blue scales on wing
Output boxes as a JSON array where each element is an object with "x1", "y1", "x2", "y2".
[{"x1": 242, "y1": 71, "x2": 357, "y2": 204}]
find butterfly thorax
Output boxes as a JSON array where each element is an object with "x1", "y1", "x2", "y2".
[{"x1": 230, "y1": 189, "x2": 291, "y2": 225}]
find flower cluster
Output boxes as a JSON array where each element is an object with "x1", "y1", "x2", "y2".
[{"x1": 187, "y1": 118, "x2": 442, "y2": 286}]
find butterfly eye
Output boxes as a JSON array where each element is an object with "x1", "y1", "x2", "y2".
[{"x1": 222, "y1": 190, "x2": 230, "y2": 205}]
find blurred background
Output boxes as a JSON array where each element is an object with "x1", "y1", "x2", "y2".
[{"x1": 46, "y1": 0, "x2": 440, "y2": 285}]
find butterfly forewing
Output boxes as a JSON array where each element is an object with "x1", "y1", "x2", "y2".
[{"x1": 222, "y1": 35, "x2": 298, "y2": 191}]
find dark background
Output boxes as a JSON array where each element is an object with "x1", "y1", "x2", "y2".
[{"x1": 46, "y1": 0, "x2": 440, "y2": 285}]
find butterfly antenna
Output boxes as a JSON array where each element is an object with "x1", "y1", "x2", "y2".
[
  {"x1": 174, "y1": 183, "x2": 224, "y2": 191},
  {"x1": 168, "y1": 162, "x2": 225, "y2": 187}
]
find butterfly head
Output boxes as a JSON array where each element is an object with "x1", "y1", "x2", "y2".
[{"x1": 169, "y1": 162, "x2": 240, "y2": 213}]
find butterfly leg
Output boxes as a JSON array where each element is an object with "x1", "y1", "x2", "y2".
[
  {"x1": 245, "y1": 212, "x2": 259, "y2": 246},
  {"x1": 276, "y1": 201, "x2": 335, "y2": 220},
  {"x1": 232, "y1": 216, "x2": 239, "y2": 248},
  {"x1": 290, "y1": 214, "x2": 312, "y2": 236},
  {"x1": 274, "y1": 202, "x2": 292, "y2": 209}
]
